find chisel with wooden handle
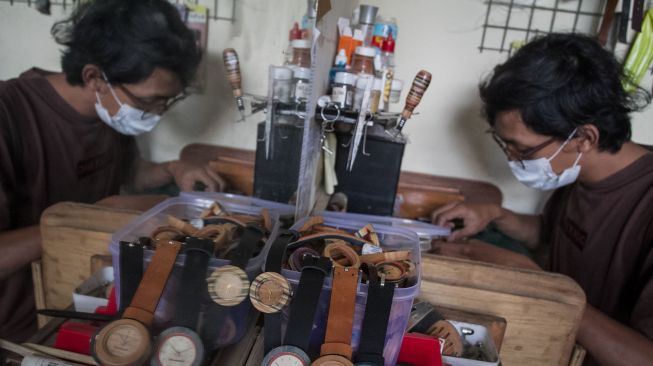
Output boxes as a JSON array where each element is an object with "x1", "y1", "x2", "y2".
[
  {"x1": 222, "y1": 48, "x2": 247, "y2": 122},
  {"x1": 395, "y1": 70, "x2": 432, "y2": 134}
]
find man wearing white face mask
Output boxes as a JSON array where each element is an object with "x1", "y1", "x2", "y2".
[
  {"x1": 0, "y1": 0, "x2": 226, "y2": 342},
  {"x1": 431, "y1": 34, "x2": 653, "y2": 365}
]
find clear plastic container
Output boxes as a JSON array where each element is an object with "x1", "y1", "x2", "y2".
[
  {"x1": 316, "y1": 210, "x2": 450, "y2": 252},
  {"x1": 291, "y1": 39, "x2": 312, "y2": 68},
  {"x1": 278, "y1": 217, "x2": 422, "y2": 366},
  {"x1": 180, "y1": 192, "x2": 296, "y2": 217},
  {"x1": 109, "y1": 196, "x2": 281, "y2": 348}
]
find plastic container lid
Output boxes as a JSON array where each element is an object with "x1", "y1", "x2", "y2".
[
  {"x1": 373, "y1": 77, "x2": 383, "y2": 91},
  {"x1": 358, "y1": 4, "x2": 379, "y2": 25},
  {"x1": 334, "y1": 72, "x2": 357, "y2": 85},
  {"x1": 291, "y1": 39, "x2": 311, "y2": 49},
  {"x1": 355, "y1": 45, "x2": 377, "y2": 58},
  {"x1": 293, "y1": 67, "x2": 311, "y2": 79},
  {"x1": 273, "y1": 67, "x2": 293, "y2": 80}
]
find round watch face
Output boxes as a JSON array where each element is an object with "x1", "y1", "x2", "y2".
[
  {"x1": 250, "y1": 272, "x2": 291, "y2": 313},
  {"x1": 207, "y1": 265, "x2": 250, "y2": 306},
  {"x1": 93, "y1": 319, "x2": 152, "y2": 366},
  {"x1": 152, "y1": 327, "x2": 204, "y2": 366},
  {"x1": 312, "y1": 354, "x2": 354, "y2": 366},
  {"x1": 261, "y1": 346, "x2": 311, "y2": 366}
]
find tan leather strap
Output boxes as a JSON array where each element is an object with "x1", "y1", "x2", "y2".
[
  {"x1": 260, "y1": 208, "x2": 273, "y2": 232},
  {"x1": 320, "y1": 266, "x2": 359, "y2": 359},
  {"x1": 290, "y1": 232, "x2": 372, "y2": 249},
  {"x1": 359, "y1": 250, "x2": 410, "y2": 265},
  {"x1": 323, "y1": 242, "x2": 361, "y2": 269},
  {"x1": 123, "y1": 240, "x2": 181, "y2": 327},
  {"x1": 167, "y1": 215, "x2": 199, "y2": 235},
  {"x1": 296, "y1": 216, "x2": 325, "y2": 233}
]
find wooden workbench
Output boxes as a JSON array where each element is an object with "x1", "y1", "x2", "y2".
[{"x1": 33, "y1": 201, "x2": 585, "y2": 366}]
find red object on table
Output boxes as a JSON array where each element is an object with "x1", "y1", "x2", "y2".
[
  {"x1": 397, "y1": 332, "x2": 444, "y2": 366},
  {"x1": 95, "y1": 287, "x2": 118, "y2": 315}
]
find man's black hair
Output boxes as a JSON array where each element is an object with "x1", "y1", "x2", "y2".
[
  {"x1": 52, "y1": 0, "x2": 201, "y2": 88},
  {"x1": 479, "y1": 33, "x2": 650, "y2": 152}
]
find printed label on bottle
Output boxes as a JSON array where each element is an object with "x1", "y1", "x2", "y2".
[
  {"x1": 332, "y1": 86, "x2": 347, "y2": 106},
  {"x1": 295, "y1": 82, "x2": 311, "y2": 100}
]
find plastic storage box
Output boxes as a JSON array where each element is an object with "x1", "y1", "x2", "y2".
[
  {"x1": 317, "y1": 210, "x2": 450, "y2": 252},
  {"x1": 281, "y1": 217, "x2": 422, "y2": 366},
  {"x1": 109, "y1": 196, "x2": 281, "y2": 348},
  {"x1": 181, "y1": 192, "x2": 296, "y2": 217}
]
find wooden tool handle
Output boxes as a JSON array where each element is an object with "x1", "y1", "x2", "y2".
[
  {"x1": 401, "y1": 70, "x2": 432, "y2": 120},
  {"x1": 223, "y1": 48, "x2": 243, "y2": 98}
]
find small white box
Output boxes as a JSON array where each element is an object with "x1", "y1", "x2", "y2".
[{"x1": 442, "y1": 321, "x2": 500, "y2": 366}]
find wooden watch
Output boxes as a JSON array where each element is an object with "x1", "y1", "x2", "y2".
[
  {"x1": 312, "y1": 266, "x2": 360, "y2": 366},
  {"x1": 92, "y1": 240, "x2": 181, "y2": 366}
]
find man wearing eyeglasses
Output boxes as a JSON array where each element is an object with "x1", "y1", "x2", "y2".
[
  {"x1": 0, "y1": 0, "x2": 224, "y2": 342},
  {"x1": 431, "y1": 33, "x2": 653, "y2": 365}
]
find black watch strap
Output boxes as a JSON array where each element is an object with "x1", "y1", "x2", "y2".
[
  {"x1": 175, "y1": 237, "x2": 213, "y2": 329},
  {"x1": 229, "y1": 224, "x2": 264, "y2": 269},
  {"x1": 263, "y1": 231, "x2": 298, "y2": 353},
  {"x1": 284, "y1": 255, "x2": 332, "y2": 352},
  {"x1": 355, "y1": 274, "x2": 396, "y2": 365},
  {"x1": 118, "y1": 241, "x2": 144, "y2": 313}
]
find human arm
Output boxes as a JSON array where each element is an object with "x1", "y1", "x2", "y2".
[
  {"x1": 0, "y1": 225, "x2": 41, "y2": 280},
  {"x1": 431, "y1": 202, "x2": 541, "y2": 249},
  {"x1": 128, "y1": 158, "x2": 226, "y2": 192},
  {"x1": 576, "y1": 305, "x2": 653, "y2": 366}
]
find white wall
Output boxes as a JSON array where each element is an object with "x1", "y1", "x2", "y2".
[{"x1": 2, "y1": 0, "x2": 653, "y2": 214}]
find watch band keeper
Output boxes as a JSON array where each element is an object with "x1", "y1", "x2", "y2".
[{"x1": 320, "y1": 342, "x2": 353, "y2": 360}]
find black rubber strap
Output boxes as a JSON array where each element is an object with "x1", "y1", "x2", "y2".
[
  {"x1": 355, "y1": 277, "x2": 396, "y2": 365},
  {"x1": 118, "y1": 241, "x2": 143, "y2": 313},
  {"x1": 230, "y1": 224, "x2": 264, "y2": 269},
  {"x1": 263, "y1": 230, "x2": 298, "y2": 353},
  {"x1": 284, "y1": 256, "x2": 332, "y2": 352},
  {"x1": 175, "y1": 237, "x2": 213, "y2": 329}
]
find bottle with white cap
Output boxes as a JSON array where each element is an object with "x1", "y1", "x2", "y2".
[
  {"x1": 272, "y1": 67, "x2": 294, "y2": 103},
  {"x1": 291, "y1": 39, "x2": 312, "y2": 68},
  {"x1": 331, "y1": 72, "x2": 357, "y2": 109},
  {"x1": 351, "y1": 46, "x2": 377, "y2": 75},
  {"x1": 293, "y1": 67, "x2": 312, "y2": 102}
]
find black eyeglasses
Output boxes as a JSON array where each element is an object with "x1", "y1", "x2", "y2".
[
  {"x1": 487, "y1": 128, "x2": 558, "y2": 168},
  {"x1": 117, "y1": 85, "x2": 187, "y2": 119}
]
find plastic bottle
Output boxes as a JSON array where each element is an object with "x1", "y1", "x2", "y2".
[
  {"x1": 356, "y1": 5, "x2": 378, "y2": 46},
  {"x1": 331, "y1": 72, "x2": 357, "y2": 109},
  {"x1": 293, "y1": 67, "x2": 312, "y2": 102},
  {"x1": 351, "y1": 46, "x2": 376, "y2": 75},
  {"x1": 378, "y1": 31, "x2": 396, "y2": 111},
  {"x1": 291, "y1": 39, "x2": 312, "y2": 68},
  {"x1": 285, "y1": 23, "x2": 302, "y2": 65},
  {"x1": 329, "y1": 48, "x2": 348, "y2": 85}
]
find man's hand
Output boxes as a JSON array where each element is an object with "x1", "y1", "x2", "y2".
[
  {"x1": 166, "y1": 160, "x2": 226, "y2": 192},
  {"x1": 431, "y1": 202, "x2": 503, "y2": 241},
  {"x1": 430, "y1": 239, "x2": 541, "y2": 271}
]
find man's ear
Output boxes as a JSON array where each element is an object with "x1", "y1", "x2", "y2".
[
  {"x1": 81, "y1": 65, "x2": 107, "y2": 94},
  {"x1": 574, "y1": 124, "x2": 600, "y2": 153}
]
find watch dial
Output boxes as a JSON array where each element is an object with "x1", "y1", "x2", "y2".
[
  {"x1": 259, "y1": 279, "x2": 285, "y2": 305},
  {"x1": 215, "y1": 272, "x2": 243, "y2": 299},
  {"x1": 157, "y1": 334, "x2": 197, "y2": 366},
  {"x1": 105, "y1": 323, "x2": 145, "y2": 357},
  {"x1": 269, "y1": 353, "x2": 307, "y2": 366}
]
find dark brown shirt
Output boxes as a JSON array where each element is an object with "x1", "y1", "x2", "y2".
[
  {"x1": 0, "y1": 69, "x2": 136, "y2": 341},
  {"x1": 542, "y1": 151, "x2": 653, "y2": 363}
]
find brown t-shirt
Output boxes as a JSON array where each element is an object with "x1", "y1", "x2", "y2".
[
  {"x1": 542, "y1": 151, "x2": 653, "y2": 363},
  {"x1": 0, "y1": 68, "x2": 136, "y2": 341}
]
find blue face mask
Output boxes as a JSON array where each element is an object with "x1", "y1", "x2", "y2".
[{"x1": 94, "y1": 74, "x2": 161, "y2": 136}]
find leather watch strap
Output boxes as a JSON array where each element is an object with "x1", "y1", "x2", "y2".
[
  {"x1": 118, "y1": 241, "x2": 144, "y2": 313},
  {"x1": 320, "y1": 266, "x2": 359, "y2": 359},
  {"x1": 123, "y1": 241, "x2": 181, "y2": 327},
  {"x1": 229, "y1": 224, "x2": 264, "y2": 269},
  {"x1": 355, "y1": 268, "x2": 396, "y2": 365},
  {"x1": 598, "y1": 0, "x2": 619, "y2": 46},
  {"x1": 284, "y1": 255, "x2": 332, "y2": 352},
  {"x1": 263, "y1": 231, "x2": 299, "y2": 353},
  {"x1": 175, "y1": 237, "x2": 213, "y2": 329}
]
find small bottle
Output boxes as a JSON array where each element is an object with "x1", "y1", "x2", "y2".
[
  {"x1": 369, "y1": 77, "x2": 383, "y2": 114},
  {"x1": 272, "y1": 67, "x2": 294, "y2": 103},
  {"x1": 331, "y1": 72, "x2": 357, "y2": 109},
  {"x1": 329, "y1": 48, "x2": 348, "y2": 85},
  {"x1": 389, "y1": 79, "x2": 403, "y2": 103},
  {"x1": 351, "y1": 46, "x2": 376, "y2": 75},
  {"x1": 356, "y1": 5, "x2": 378, "y2": 47},
  {"x1": 293, "y1": 67, "x2": 312, "y2": 102},
  {"x1": 285, "y1": 22, "x2": 302, "y2": 65},
  {"x1": 291, "y1": 39, "x2": 312, "y2": 68},
  {"x1": 379, "y1": 31, "x2": 396, "y2": 111}
]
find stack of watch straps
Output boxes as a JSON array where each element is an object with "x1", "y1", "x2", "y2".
[
  {"x1": 355, "y1": 268, "x2": 396, "y2": 365},
  {"x1": 263, "y1": 231, "x2": 298, "y2": 353},
  {"x1": 320, "y1": 266, "x2": 359, "y2": 358},
  {"x1": 123, "y1": 241, "x2": 181, "y2": 328},
  {"x1": 118, "y1": 241, "x2": 143, "y2": 314},
  {"x1": 175, "y1": 237, "x2": 213, "y2": 329},
  {"x1": 284, "y1": 256, "x2": 333, "y2": 353}
]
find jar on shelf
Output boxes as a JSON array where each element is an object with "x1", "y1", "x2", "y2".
[
  {"x1": 291, "y1": 39, "x2": 312, "y2": 68},
  {"x1": 293, "y1": 67, "x2": 312, "y2": 102},
  {"x1": 351, "y1": 46, "x2": 376, "y2": 75},
  {"x1": 272, "y1": 67, "x2": 294, "y2": 103},
  {"x1": 331, "y1": 72, "x2": 357, "y2": 109}
]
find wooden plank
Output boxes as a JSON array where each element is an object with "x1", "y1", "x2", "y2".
[{"x1": 419, "y1": 254, "x2": 585, "y2": 366}]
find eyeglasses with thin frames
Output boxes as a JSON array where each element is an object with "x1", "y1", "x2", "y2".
[
  {"x1": 117, "y1": 84, "x2": 187, "y2": 119},
  {"x1": 486, "y1": 128, "x2": 558, "y2": 168}
]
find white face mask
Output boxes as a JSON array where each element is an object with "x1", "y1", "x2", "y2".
[
  {"x1": 94, "y1": 75, "x2": 161, "y2": 136},
  {"x1": 508, "y1": 129, "x2": 582, "y2": 191}
]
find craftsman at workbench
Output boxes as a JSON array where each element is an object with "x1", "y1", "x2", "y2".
[
  {"x1": 0, "y1": 0, "x2": 225, "y2": 342},
  {"x1": 431, "y1": 34, "x2": 653, "y2": 366}
]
